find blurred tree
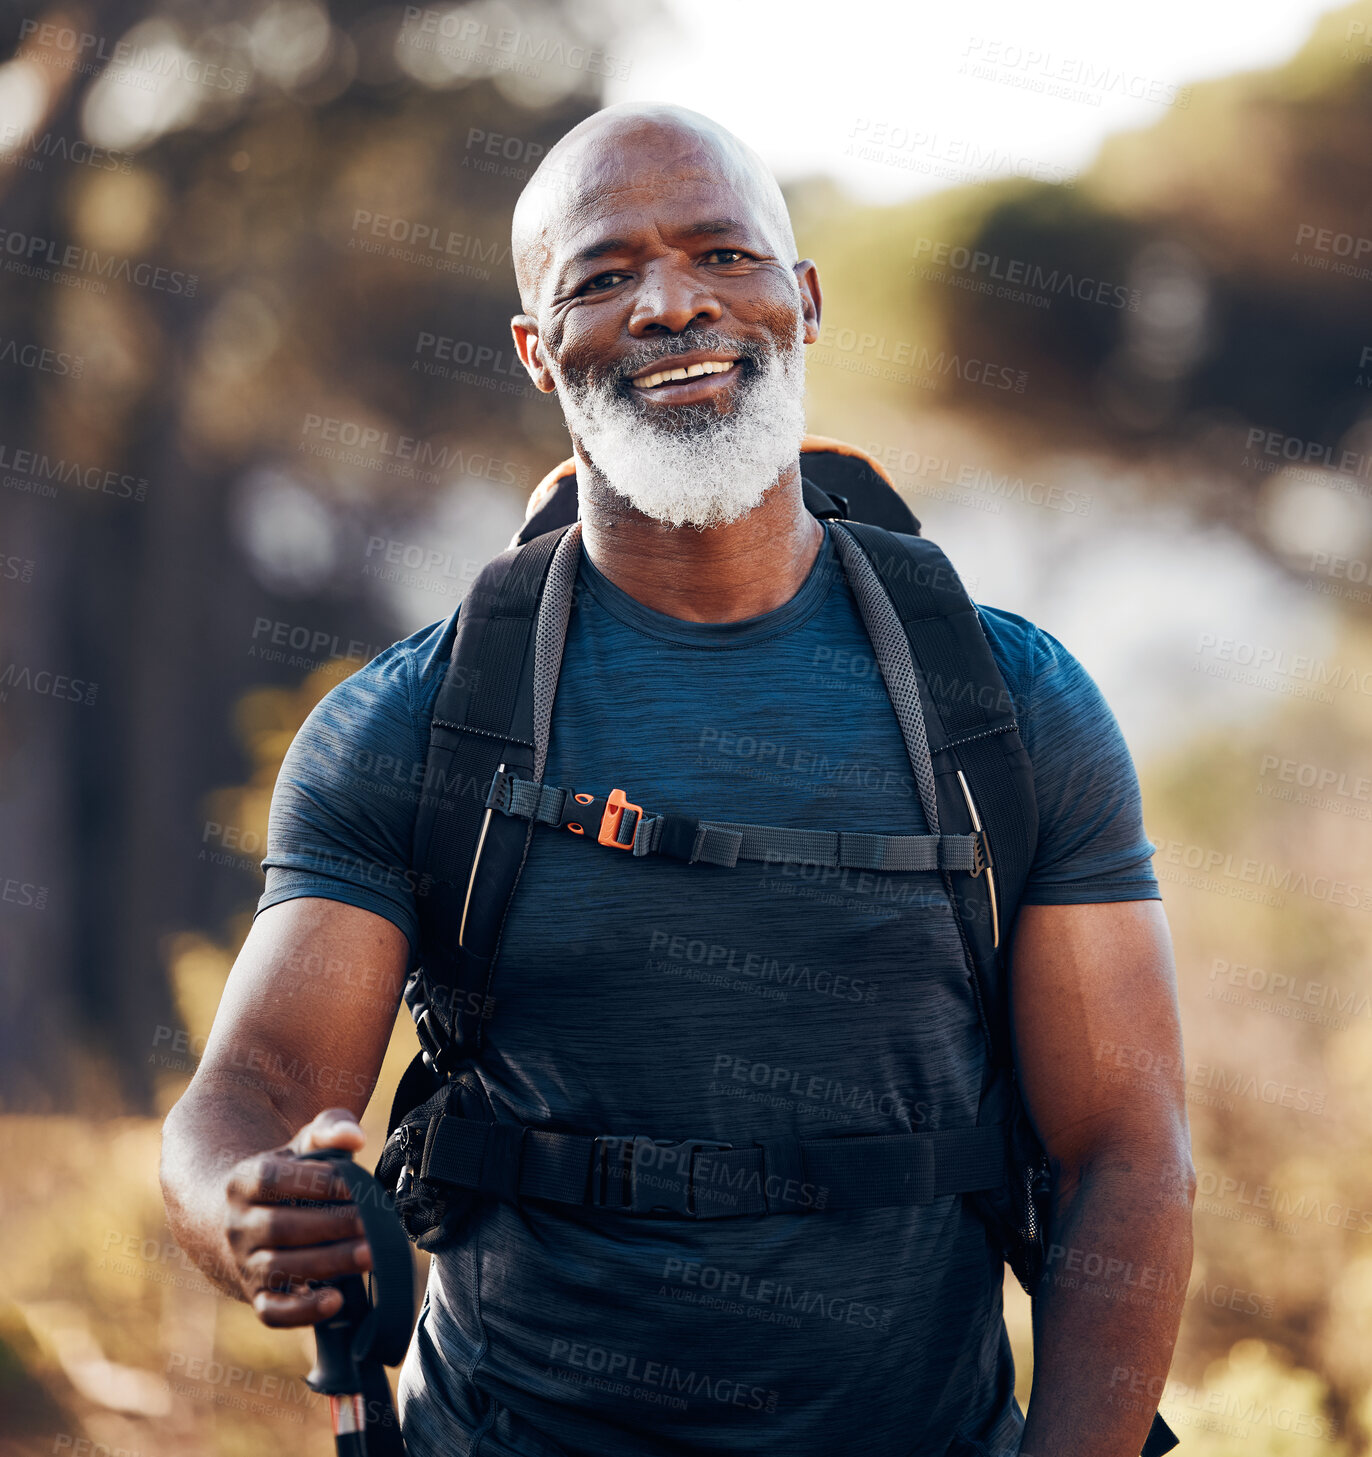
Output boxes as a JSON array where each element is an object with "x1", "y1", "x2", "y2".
[
  {"x1": 811, "y1": 1, "x2": 1372, "y2": 572},
  {"x1": 0, "y1": 0, "x2": 644, "y2": 1112}
]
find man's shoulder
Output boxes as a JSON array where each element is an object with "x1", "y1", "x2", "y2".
[
  {"x1": 328, "y1": 608, "x2": 460, "y2": 726},
  {"x1": 401, "y1": 606, "x2": 462, "y2": 702},
  {"x1": 969, "y1": 601, "x2": 1040, "y2": 701},
  {"x1": 967, "y1": 603, "x2": 1116, "y2": 756}
]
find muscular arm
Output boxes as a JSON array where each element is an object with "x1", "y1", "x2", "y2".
[
  {"x1": 1012, "y1": 899, "x2": 1196, "y2": 1457},
  {"x1": 159, "y1": 896, "x2": 409, "y2": 1322}
]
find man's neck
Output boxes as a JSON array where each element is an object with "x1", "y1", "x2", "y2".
[{"x1": 576, "y1": 458, "x2": 825, "y2": 623}]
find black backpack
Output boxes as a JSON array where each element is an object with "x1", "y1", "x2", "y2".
[{"x1": 371, "y1": 438, "x2": 1174, "y2": 1454}]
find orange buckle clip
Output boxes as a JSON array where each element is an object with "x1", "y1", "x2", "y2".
[{"x1": 598, "y1": 787, "x2": 642, "y2": 850}]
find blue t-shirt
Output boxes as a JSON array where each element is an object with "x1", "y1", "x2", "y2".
[{"x1": 258, "y1": 521, "x2": 1158, "y2": 1457}]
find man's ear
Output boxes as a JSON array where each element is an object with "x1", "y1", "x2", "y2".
[
  {"x1": 793, "y1": 261, "x2": 822, "y2": 344},
  {"x1": 511, "y1": 315, "x2": 557, "y2": 393}
]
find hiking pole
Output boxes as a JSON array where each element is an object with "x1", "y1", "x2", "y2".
[{"x1": 300, "y1": 1148, "x2": 416, "y2": 1457}]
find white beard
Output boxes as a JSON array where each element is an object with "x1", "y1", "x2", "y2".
[{"x1": 548, "y1": 316, "x2": 808, "y2": 529}]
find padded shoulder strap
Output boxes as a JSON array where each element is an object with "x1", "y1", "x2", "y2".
[
  {"x1": 829, "y1": 521, "x2": 1038, "y2": 1066},
  {"x1": 409, "y1": 523, "x2": 581, "y2": 1069}
]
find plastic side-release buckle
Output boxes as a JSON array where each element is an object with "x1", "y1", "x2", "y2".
[
  {"x1": 598, "y1": 787, "x2": 642, "y2": 851},
  {"x1": 591, "y1": 1135, "x2": 733, "y2": 1216},
  {"x1": 415, "y1": 1007, "x2": 459, "y2": 1077}
]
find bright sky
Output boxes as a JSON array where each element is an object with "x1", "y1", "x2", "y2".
[
  {"x1": 599, "y1": 0, "x2": 1351, "y2": 754},
  {"x1": 607, "y1": 0, "x2": 1343, "y2": 202}
]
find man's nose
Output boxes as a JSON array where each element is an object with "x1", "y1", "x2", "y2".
[{"x1": 627, "y1": 260, "x2": 723, "y2": 335}]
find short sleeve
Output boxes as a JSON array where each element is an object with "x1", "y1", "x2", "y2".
[
  {"x1": 255, "y1": 613, "x2": 456, "y2": 952},
  {"x1": 1014, "y1": 623, "x2": 1160, "y2": 904}
]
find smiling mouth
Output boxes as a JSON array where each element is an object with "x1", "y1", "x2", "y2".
[{"x1": 630, "y1": 359, "x2": 741, "y2": 391}]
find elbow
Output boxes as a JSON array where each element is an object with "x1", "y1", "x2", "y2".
[
  {"x1": 1053, "y1": 1118, "x2": 1197, "y2": 1217},
  {"x1": 158, "y1": 1093, "x2": 193, "y2": 1235}
]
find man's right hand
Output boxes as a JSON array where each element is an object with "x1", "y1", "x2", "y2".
[
  {"x1": 160, "y1": 900, "x2": 410, "y2": 1322},
  {"x1": 225, "y1": 1107, "x2": 375, "y2": 1327}
]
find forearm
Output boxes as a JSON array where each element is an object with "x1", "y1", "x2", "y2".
[
  {"x1": 159, "y1": 1072, "x2": 298, "y2": 1300},
  {"x1": 1018, "y1": 1151, "x2": 1195, "y2": 1457}
]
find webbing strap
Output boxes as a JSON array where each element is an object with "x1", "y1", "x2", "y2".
[
  {"x1": 827, "y1": 523, "x2": 943, "y2": 834},
  {"x1": 420, "y1": 1116, "x2": 1008, "y2": 1219},
  {"x1": 484, "y1": 769, "x2": 988, "y2": 873}
]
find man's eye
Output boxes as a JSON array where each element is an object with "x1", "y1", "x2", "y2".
[
  {"x1": 580, "y1": 272, "x2": 627, "y2": 293},
  {"x1": 706, "y1": 249, "x2": 748, "y2": 264}
]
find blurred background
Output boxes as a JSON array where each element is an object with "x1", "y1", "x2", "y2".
[{"x1": 2, "y1": 0, "x2": 1371, "y2": 1450}]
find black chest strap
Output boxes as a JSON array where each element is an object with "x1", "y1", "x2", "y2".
[{"x1": 482, "y1": 766, "x2": 990, "y2": 872}]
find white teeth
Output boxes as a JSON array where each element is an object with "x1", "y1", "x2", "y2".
[{"x1": 632, "y1": 359, "x2": 736, "y2": 390}]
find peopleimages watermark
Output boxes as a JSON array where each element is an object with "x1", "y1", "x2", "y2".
[
  {"x1": 52, "y1": 1437, "x2": 143, "y2": 1456},
  {"x1": 759, "y1": 858, "x2": 962, "y2": 923},
  {"x1": 299, "y1": 412, "x2": 529, "y2": 487},
  {"x1": 0, "y1": 123, "x2": 131, "y2": 178},
  {"x1": 0, "y1": 334, "x2": 84, "y2": 376},
  {"x1": 697, "y1": 725, "x2": 917, "y2": 800},
  {"x1": 1093, "y1": 1038, "x2": 1327, "y2": 1116},
  {"x1": 709, "y1": 1053, "x2": 928, "y2": 1127},
  {"x1": 844, "y1": 119, "x2": 1076, "y2": 188},
  {"x1": 285, "y1": 941, "x2": 496, "y2": 1025},
  {"x1": 1205, "y1": 955, "x2": 1369, "y2": 1029},
  {"x1": 1183, "y1": 1161, "x2": 1372, "y2": 1237},
  {"x1": 862, "y1": 440, "x2": 1093, "y2": 516},
  {"x1": 1, "y1": 551, "x2": 36, "y2": 583},
  {"x1": 1110, "y1": 1365, "x2": 1338, "y2": 1442},
  {"x1": 1290, "y1": 222, "x2": 1372, "y2": 283},
  {"x1": 199, "y1": 819, "x2": 265, "y2": 869},
  {"x1": 0, "y1": 662, "x2": 98, "y2": 706},
  {"x1": 1257, "y1": 751, "x2": 1372, "y2": 820},
  {"x1": 911, "y1": 236, "x2": 1140, "y2": 313},
  {"x1": 1040, "y1": 1243, "x2": 1275, "y2": 1318},
  {"x1": 0, "y1": 225, "x2": 196, "y2": 295},
  {"x1": 412, "y1": 329, "x2": 535, "y2": 396},
  {"x1": 958, "y1": 37, "x2": 1191, "y2": 109},
  {"x1": 248, "y1": 615, "x2": 388, "y2": 673},
  {"x1": 1307, "y1": 548, "x2": 1372, "y2": 605},
  {"x1": 1151, "y1": 832, "x2": 1372, "y2": 912},
  {"x1": 163, "y1": 1351, "x2": 314, "y2": 1424},
  {"x1": 660, "y1": 1257, "x2": 892, "y2": 1331},
  {"x1": 1193, "y1": 632, "x2": 1372, "y2": 703},
  {"x1": 806, "y1": 644, "x2": 1025, "y2": 716},
  {"x1": 18, "y1": 17, "x2": 249, "y2": 92},
  {"x1": 0, "y1": 439, "x2": 148, "y2": 502},
  {"x1": 646, "y1": 928, "x2": 878, "y2": 1006},
  {"x1": 362, "y1": 533, "x2": 484, "y2": 596},
  {"x1": 1242, "y1": 425, "x2": 1372, "y2": 496},
  {"x1": 2, "y1": 876, "x2": 49, "y2": 910},
  {"x1": 809, "y1": 322, "x2": 1028, "y2": 394},
  {"x1": 348, "y1": 210, "x2": 508, "y2": 279},
  {"x1": 149, "y1": 1023, "x2": 372, "y2": 1099},
  {"x1": 546, "y1": 1338, "x2": 778, "y2": 1414},
  {"x1": 397, "y1": 8, "x2": 631, "y2": 81},
  {"x1": 98, "y1": 1225, "x2": 224, "y2": 1291},
  {"x1": 461, "y1": 126, "x2": 547, "y2": 181},
  {"x1": 1306, "y1": 547, "x2": 1372, "y2": 606},
  {"x1": 1043, "y1": 1242, "x2": 1184, "y2": 1304},
  {"x1": 1342, "y1": 19, "x2": 1372, "y2": 61},
  {"x1": 595, "y1": 1137, "x2": 827, "y2": 1216}
]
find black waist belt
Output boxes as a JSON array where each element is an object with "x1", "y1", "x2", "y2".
[{"x1": 418, "y1": 1116, "x2": 1008, "y2": 1219}]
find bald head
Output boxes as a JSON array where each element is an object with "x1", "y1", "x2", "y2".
[{"x1": 511, "y1": 103, "x2": 798, "y2": 316}]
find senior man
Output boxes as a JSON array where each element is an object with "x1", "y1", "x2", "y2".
[{"x1": 162, "y1": 103, "x2": 1194, "y2": 1457}]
